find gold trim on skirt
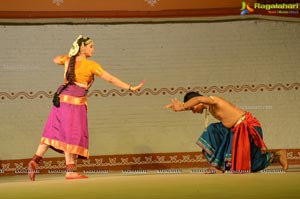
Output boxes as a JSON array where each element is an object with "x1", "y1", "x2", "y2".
[{"x1": 41, "y1": 137, "x2": 89, "y2": 158}]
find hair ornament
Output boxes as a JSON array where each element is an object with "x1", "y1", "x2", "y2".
[{"x1": 68, "y1": 35, "x2": 83, "y2": 57}]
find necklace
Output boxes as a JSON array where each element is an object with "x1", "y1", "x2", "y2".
[{"x1": 204, "y1": 105, "x2": 210, "y2": 130}]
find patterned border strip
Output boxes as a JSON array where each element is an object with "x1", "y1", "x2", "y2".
[
  {"x1": 1, "y1": 149, "x2": 299, "y2": 176},
  {"x1": 1, "y1": 83, "x2": 299, "y2": 100}
]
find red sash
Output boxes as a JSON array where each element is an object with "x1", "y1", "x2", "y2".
[{"x1": 231, "y1": 112, "x2": 267, "y2": 173}]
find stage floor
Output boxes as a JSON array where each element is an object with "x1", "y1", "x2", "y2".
[{"x1": 1, "y1": 169, "x2": 299, "y2": 199}]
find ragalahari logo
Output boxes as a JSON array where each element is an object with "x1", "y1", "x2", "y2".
[{"x1": 240, "y1": 2, "x2": 254, "y2": 15}]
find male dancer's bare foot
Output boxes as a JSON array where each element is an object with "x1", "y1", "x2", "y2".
[
  {"x1": 205, "y1": 167, "x2": 223, "y2": 174},
  {"x1": 275, "y1": 150, "x2": 288, "y2": 171}
]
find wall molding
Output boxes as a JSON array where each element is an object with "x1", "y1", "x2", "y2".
[{"x1": 0, "y1": 0, "x2": 299, "y2": 19}]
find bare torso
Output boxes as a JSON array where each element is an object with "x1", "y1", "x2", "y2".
[{"x1": 208, "y1": 96, "x2": 245, "y2": 128}]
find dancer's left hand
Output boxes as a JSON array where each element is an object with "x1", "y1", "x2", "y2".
[{"x1": 130, "y1": 80, "x2": 146, "y2": 91}]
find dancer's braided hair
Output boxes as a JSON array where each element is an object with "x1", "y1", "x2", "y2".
[{"x1": 66, "y1": 36, "x2": 92, "y2": 84}]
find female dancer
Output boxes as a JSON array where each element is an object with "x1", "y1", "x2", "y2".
[{"x1": 28, "y1": 35, "x2": 145, "y2": 180}]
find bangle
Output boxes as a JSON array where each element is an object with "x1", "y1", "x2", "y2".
[
  {"x1": 60, "y1": 55, "x2": 67, "y2": 64},
  {"x1": 182, "y1": 103, "x2": 186, "y2": 111}
]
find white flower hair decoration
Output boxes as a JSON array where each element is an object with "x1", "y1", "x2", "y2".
[{"x1": 68, "y1": 35, "x2": 83, "y2": 57}]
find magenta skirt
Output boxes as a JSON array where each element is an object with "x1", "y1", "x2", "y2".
[{"x1": 41, "y1": 84, "x2": 89, "y2": 159}]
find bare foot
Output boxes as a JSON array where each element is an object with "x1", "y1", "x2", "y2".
[
  {"x1": 65, "y1": 172, "x2": 88, "y2": 180},
  {"x1": 275, "y1": 150, "x2": 288, "y2": 171},
  {"x1": 28, "y1": 160, "x2": 38, "y2": 181},
  {"x1": 205, "y1": 167, "x2": 223, "y2": 174}
]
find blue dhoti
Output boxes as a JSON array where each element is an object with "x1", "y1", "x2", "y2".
[{"x1": 196, "y1": 122, "x2": 273, "y2": 172}]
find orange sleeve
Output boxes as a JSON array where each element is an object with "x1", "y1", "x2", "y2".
[{"x1": 91, "y1": 61, "x2": 105, "y2": 77}]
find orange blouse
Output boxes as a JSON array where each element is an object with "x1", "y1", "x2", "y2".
[{"x1": 61, "y1": 56, "x2": 105, "y2": 87}]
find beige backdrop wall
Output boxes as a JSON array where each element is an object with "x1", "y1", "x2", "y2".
[{"x1": 0, "y1": 18, "x2": 299, "y2": 160}]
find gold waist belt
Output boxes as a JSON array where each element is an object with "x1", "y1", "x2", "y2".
[{"x1": 60, "y1": 94, "x2": 87, "y2": 105}]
